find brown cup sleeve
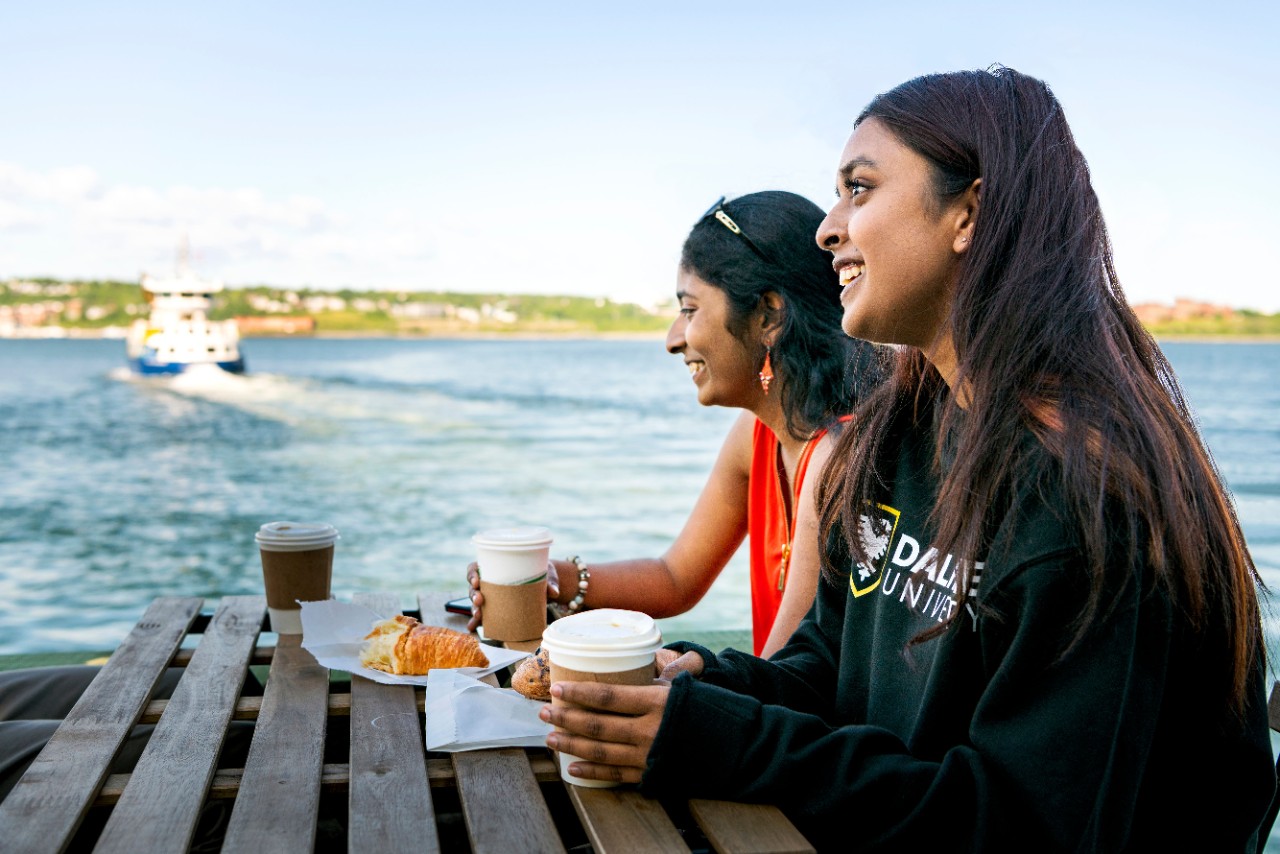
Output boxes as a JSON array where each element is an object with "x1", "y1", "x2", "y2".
[
  {"x1": 479, "y1": 578, "x2": 547, "y2": 641},
  {"x1": 259, "y1": 545, "x2": 334, "y2": 609},
  {"x1": 548, "y1": 660, "x2": 655, "y2": 709}
]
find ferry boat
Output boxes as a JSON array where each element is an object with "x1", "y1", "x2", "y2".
[{"x1": 125, "y1": 267, "x2": 246, "y2": 375}]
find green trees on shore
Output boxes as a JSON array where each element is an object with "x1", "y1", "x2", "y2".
[
  {"x1": 0, "y1": 278, "x2": 674, "y2": 336},
  {"x1": 3, "y1": 277, "x2": 1277, "y2": 338}
]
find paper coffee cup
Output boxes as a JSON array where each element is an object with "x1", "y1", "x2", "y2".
[
  {"x1": 472, "y1": 526, "x2": 553, "y2": 584},
  {"x1": 541, "y1": 609, "x2": 663, "y2": 788},
  {"x1": 255, "y1": 521, "x2": 339, "y2": 634},
  {"x1": 473, "y1": 526, "x2": 552, "y2": 642}
]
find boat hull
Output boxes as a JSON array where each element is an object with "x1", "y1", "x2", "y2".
[{"x1": 128, "y1": 356, "x2": 246, "y2": 376}]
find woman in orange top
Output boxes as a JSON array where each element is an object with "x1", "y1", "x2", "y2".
[{"x1": 470, "y1": 191, "x2": 878, "y2": 656}]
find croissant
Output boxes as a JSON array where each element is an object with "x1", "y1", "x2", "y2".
[
  {"x1": 511, "y1": 647, "x2": 551, "y2": 700},
  {"x1": 359, "y1": 615, "x2": 489, "y2": 675}
]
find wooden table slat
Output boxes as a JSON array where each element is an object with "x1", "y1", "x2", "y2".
[
  {"x1": 688, "y1": 799, "x2": 815, "y2": 854},
  {"x1": 173, "y1": 643, "x2": 275, "y2": 667},
  {"x1": 221, "y1": 634, "x2": 330, "y2": 854},
  {"x1": 453, "y1": 749, "x2": 566, "y2": 854},
  {"x1": 142, "y1": 687, "x2": 371, "y2": 724},
  {"x1": 0, "y1": 596, "x2": 203, "y2": 853},
  {"x1": 92, "y1": 595, "x2": 265, "y2": 854},
  {"x1": 347, "y1": 592, "x2": 440, "y2": 854},
  {"x1": 95, "y1": 754, "x2": 563, "y2": 805},
  {"x1": 568, "y1": 786, "x2": 691, "y2": 854}
]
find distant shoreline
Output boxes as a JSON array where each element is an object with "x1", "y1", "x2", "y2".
[
  {"x1": 7, "y1": 278, "x2": 1278, "y2": 341},
  {"x1": 1146, "y1": 335, "x2": 1280, "y2": 344},
  {"x1": 281, "y1": 329, "x2": 671, "y2": 341},
  {"x1": 0, "y1": 327, "x2": 673, "y2": 342},
  {"x1": 2, "y1": 328, "x2": 1278, "y2": 344}
]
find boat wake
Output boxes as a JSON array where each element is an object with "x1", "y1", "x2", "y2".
[
  {"x1": 110, "y1": 364, "x2": 456, "y2": 434},
  {"x1": 109, "y1": 365, "x2": 315, "y2": 421}
]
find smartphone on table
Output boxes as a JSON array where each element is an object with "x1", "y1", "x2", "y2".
[{"x1": 444, "y1": 596, "x2": 473, "y2": 616}]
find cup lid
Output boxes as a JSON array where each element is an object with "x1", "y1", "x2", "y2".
[
  {"x1": 255, "y1": 521, "x2": 339, "y2": 551},
  {"x1": 472, "y1": 526, "x2": 553, "y2": 548},
  {"x1": 541, "y1": 609, "x2": 663, "y2": 654}
]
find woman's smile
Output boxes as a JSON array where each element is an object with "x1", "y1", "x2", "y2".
[{"x1": 834, "y1": 257, "x2": 865, "y2": 303}]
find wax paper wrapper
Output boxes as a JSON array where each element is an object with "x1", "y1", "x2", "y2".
[
  {"x1": 299, "y1": 599, "x2": 528, "y2": 685},
  {"x1": 425, "y1": 668, "x2": 553, "y2": 751}
]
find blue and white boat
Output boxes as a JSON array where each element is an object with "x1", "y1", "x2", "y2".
[{"x1": 125, "y1": 268, "x2": 246, "y2": 375}]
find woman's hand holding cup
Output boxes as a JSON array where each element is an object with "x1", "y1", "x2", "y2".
[{"x1": 466, "y1": 559, "x2": 560, "y2": 632}]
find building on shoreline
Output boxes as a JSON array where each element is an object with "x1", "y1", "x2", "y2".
[
  {"x1": 1132, "y1": 299, "x2": 1236, "y2": 324},
  {"x1": 233, "y1": 315, "x2": 317, "y2": 335}
]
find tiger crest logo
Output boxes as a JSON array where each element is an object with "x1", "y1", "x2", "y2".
[{"x1": 849, "y1": 502, "x2": 900, "y2": 597}]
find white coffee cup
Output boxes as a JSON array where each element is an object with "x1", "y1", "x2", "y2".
[
  {"x1": 471, "y1": 526, "x2": 553, "y2": 583},
  {"x1": 473, "y1": 526, "x2": 554, "y2": 642},
  {"x1": 540, "y1": 609, "x2": 663, "y2": 788}
]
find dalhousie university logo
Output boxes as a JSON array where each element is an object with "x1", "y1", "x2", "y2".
[{"x1": 849, "y1": 502, "x2": 900, "y2": 597}]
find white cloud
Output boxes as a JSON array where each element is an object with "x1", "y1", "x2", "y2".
[
  {"x1": 0, "y1": 163, "x2": 100, "y2": 204},
  {"x1": 0, "y1": 160, "x2": 690, "y2": 300},
  {"x1": 2, "y1": 146, "x2": 1275, "y2": 311},
  {"x1": 0, "y1": 199, "x2": 47, "y2": 231},
  {"x1": 0, "y1": 162, "x2": 441, "y2": 289}
]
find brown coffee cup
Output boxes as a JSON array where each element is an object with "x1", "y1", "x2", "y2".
[{"x1": 255, "y1": 521, "x2": 339, "y2": 634}]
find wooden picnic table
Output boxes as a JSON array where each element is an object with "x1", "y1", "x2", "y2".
[{"x1": 0, "y1": 593, "x2": 816, "y2": 853}]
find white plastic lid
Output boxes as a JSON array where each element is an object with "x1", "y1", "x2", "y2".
[
  {"x1": 472, "y1": 526, "x2": 554, "y2": 549},
  {"x1": 255, "y1": 521, "x2": 340, "y2": 552},
  {"x1": 541, "y1": 609, "x2": 663, "y2": 657}
]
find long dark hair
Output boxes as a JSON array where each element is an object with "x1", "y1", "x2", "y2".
[
  {"x1": 681, "y1": 191, "x2": 877, "y2": 439},
  {"x1": 818, "y1": 67, "x2": 1262, "y2": 715}
]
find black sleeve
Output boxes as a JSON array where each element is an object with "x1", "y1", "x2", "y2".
[
  {"x1": 664, "y1": 574, "x2": 845, "y2": 719},
  {"x1": 642, "y1": 553, "x2": 1271, "y2": 852}
]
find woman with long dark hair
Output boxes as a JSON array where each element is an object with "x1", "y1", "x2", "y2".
[
  {"x1": 469, "y1": 191, "x2": 876, "y2": 656},
  {"x1": 541, "y1": 68, "x2": 1274, "y2": 851}
]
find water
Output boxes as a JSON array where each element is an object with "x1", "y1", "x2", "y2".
[
  {"x1": 0, "y1": 337, "x2": 743, "y2": 653},
  {"x1": 1, "y1": 339, "x2": 1278, "y2": 659}
]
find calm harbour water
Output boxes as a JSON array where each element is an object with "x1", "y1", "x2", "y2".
[{"x1": 1, "y1": 338, "x2": 1278, "y2": 660}]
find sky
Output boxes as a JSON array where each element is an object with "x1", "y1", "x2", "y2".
[{"x1": 1, "y1": 1, "x2": 1277, "y2": 309}]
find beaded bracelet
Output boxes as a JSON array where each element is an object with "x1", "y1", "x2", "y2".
[{"x1": 566, "y1": 555, "x2": 590, "y2": 612}]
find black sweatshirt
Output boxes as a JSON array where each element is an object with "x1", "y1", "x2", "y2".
[{"x1": 643, "y1": 418, "x2": 1274, "y2": 853}]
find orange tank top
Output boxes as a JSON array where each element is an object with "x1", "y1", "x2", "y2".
[{"x1": 747, "y1": 418, "x2": 832, "y2": 655}]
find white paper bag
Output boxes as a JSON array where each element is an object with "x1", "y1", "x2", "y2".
[{"x1": 425, "y1": 669, "x2": 552, "y2": 752}]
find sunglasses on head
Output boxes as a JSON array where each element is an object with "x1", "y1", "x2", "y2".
[{"x1": 699, "y1": 196, "x2": 769, "y2": 262}]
